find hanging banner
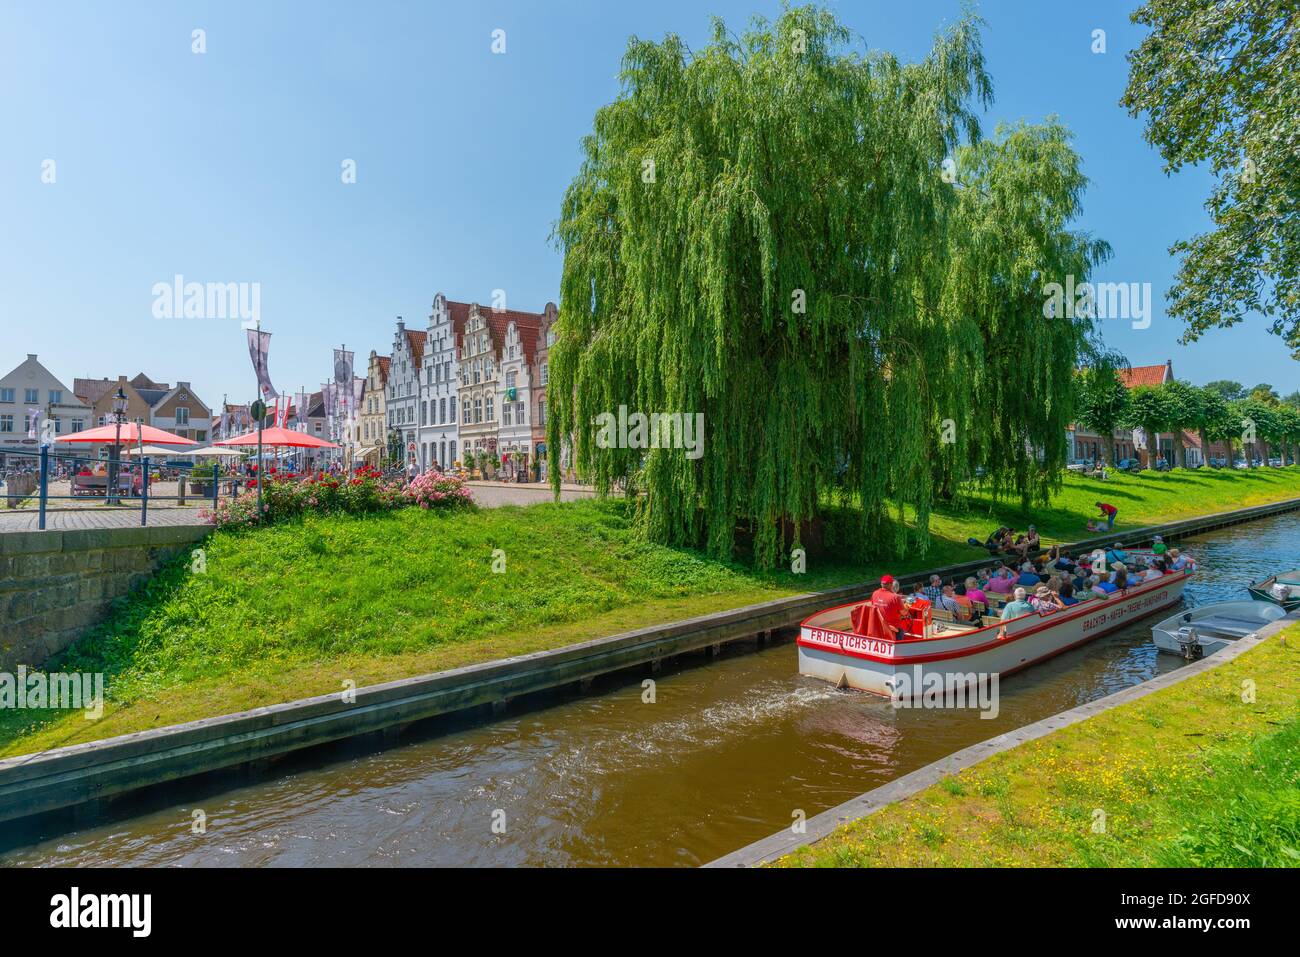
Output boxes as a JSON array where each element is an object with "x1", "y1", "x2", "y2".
[
  {"x1": 220, "y1": 407, "x2": 231, "y2": 439},
  {"x1": 26, "y1": 408, "x2": 41, "y2": 439},
  {"x1": 247, "y1": 329, "x2": 279, "y2": 400},
  {"x1": 294, "y1": 390, "x2": 309, "y2": 431},
  {"x1": 333, "y1": 349, "x2": 354, "y2": 412}
]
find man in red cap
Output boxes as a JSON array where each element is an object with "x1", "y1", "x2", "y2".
[{"x1": 871, "y1": 575, "x2": 906, "y2": 638}]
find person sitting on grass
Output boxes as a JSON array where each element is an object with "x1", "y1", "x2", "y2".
[{"x1": 1016, "y1": 525, "x2": 1041, "y2": 560}]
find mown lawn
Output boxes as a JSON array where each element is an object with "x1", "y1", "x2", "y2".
[
  {"x1": 3, "y1": 467, "x2": 1300, "y2": 757},
  {"x1": 777, "y1": 624, "x2": 1300, "y2": 867}
]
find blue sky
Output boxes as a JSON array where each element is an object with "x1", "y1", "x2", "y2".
[{"x1": 2, "y1": 0, "x2": 1293, "y2": 409}]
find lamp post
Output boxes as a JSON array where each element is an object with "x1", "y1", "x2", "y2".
[
  {"x1": 250, "y1": 398, "x2": 266, "y2": 519},
  {"x1": 108, "y1": 386, "x2": 127, "y2": 505}
]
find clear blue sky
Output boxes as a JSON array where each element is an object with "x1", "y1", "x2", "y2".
[{"x1": 2, "y1": 0, "x2": 1293, "y2": 409}]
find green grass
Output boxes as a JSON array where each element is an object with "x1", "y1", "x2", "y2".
[
  {"x1": 3, "y1": 467, "x2": 1300, "y2": 758},
  {"x1": 777, "y1": 624, "x2": 1300, "y2": 868}
]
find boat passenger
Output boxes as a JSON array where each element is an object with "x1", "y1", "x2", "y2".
[
  {"x1": 870, "y1": 575, "x2": 906, "y2": 639},
  {"x1": 1110, "y1": 563, "x2": 1130, "y2": 590},
  {"x1": 923, "y1": 574, "x2": 944, "y2": 603},
  {"x1": 1016, "y1": 562, "x2": 1041, "y2": 587},
  {"x1": 1031, "y1": 585, "x2": 1066, "y2": 614},
  {"x1": 933, "y1": 584, "x2": 961, "y2": 618},
  {"x1": 951, "y1": 584, "x2": 975, "y2": 621},
  {"x1": 1000, "y1": 587, "x2": 1034, "y2": 620},
  {"x1": 1091, "y1": 575, "x2": 1117, "y2": 596},
  {"x1": 1168, "y1": 548, "x2": 1191, "y2": 570},
  {"x1": 1058, "y1": 581, "x2": 1080, "y2": 606},
  {"x1": 1107, "y1": 542, "x2": 1129, "y2": 566},
  {"x1": 985, "y1": 567, "x2": 1014, "y2": 595},
  {"x1": 964, "y1": 577, "x2": 988, "y2": 608},
  {"x1": 1151, "y1": 534, "x2": 1168, "y2": 556},
  {"x1": 1141, "y1": 564, "x2": 1162, "y2": 582}
]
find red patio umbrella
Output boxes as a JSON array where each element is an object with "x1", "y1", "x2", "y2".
[
  {"x1": 214, "y1": 426, "x2": 338, "y2": 449},
  {"x1": 55, "y1": 423, "x2": 199, "y2": 446}
]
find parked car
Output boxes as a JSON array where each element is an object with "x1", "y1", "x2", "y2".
[{"x1": 1115, "y1": 458, "x2": 1143, "y2": 473}]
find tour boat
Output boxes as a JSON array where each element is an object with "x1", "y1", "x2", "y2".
[
  {"x1": 798, "y1": 555, "x2": 1192, "y2": 696},
  {"x1": 1151, "y1": 599, "x2": 1286, "y2": 659},
  {"x1": 1246, "y1": 569, "x2": 1300, "y2": 612}
]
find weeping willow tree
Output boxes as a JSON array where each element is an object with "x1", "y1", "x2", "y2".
[{"x1": 548, "y1": 4, "x2": 1109, "y2": 568}]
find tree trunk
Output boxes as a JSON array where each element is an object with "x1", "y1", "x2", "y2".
[
  {"x1": 1103, "y1": 433, "x2": 1116, "y2": 468},
  {"x1": 1171, "y1": 429, "x2": 1185, "y2": 468},
  {"x1": 1198, "y1": 428, "x2": 1211, "y2": 467}
]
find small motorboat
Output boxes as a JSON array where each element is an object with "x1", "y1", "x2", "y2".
[
  {"x1": 1150, "y1": 600, "x2": 1287, "y2": 659},
  {"x1": 1247, "y1": 570, "x2": 1300, "y2": 612},
  {"x1": 799, "y1": 552, "x2": 1192, "y2": 696}
]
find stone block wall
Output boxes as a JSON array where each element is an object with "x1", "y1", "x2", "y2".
[{"x1": 0, "y1": 525, "x2": 209, "y2": 670}]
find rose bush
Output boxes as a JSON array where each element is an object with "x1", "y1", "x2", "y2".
[{"x1": 200, "y1": 466, "x2": 474, "y2": 528}]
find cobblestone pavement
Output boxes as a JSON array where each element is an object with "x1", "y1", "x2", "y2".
[{"x1": 0, "y1": 482, "x2": 595, "y2": 532}]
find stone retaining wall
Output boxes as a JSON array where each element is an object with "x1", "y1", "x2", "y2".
[{"x1": 0, "y1": 525, "x2": 210, "y2": 670}]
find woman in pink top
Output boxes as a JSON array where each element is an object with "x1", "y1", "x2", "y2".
[
  {"x1": 964, "y1": 577, "x2": 988, "y2": 606},
  {"x1": 984, "y1": 568, "x2": 1014, "y2": 594}
]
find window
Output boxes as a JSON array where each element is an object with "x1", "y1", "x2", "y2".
[
  {"x1": 176, "y1": 407, "x2": 190, "y2": 425},
  {"x1": 463, "y1": 401, "x2": 471, "y2": 425},
  {"x1": 439, "y1": 398, "x2": 446, "y2": 423},
  {"x1": 540, "y1": 363, "x2": 548, "y2": 386},
  {"x1": 72, "y1": 418, "x2": 84, "y2": 432},
  {"x1": 450, "y1": 397, "x2": 456, "y2": 422},
  {"x1": 0, "y1": 388, "x2": 13, "y2": 403},
  {"x1": 52, "y1": 417, "x2": 61, "y2": 433},
  {"x1": 485, "y1": 397, "x2": 494, "y2": 422},
  {"x1": 24, "y1": 388, "x2": 38, "y2": 404},
  {"x1": 505, "y1": 371, "x2": 517, "y2": 389},
  {"x1": 48, "y1": 390, "x2": 62, "y2": 404},
  {"x1": 503, "y1": 404, "x2": 512, "y2": 426},
  {"x1": 473, "y1": 398, "x2": 482, "y2": 424},
  {"x1": 0, "y1": 415, "x2": 12, "y2": 432},
  {"x1": 538, "y1": 400, "x2": 546, "y2": 427},
  {"x1": 196, "y1": 430, "x2": 207, "y2": 442}
]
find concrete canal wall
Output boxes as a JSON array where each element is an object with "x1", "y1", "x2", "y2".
[
  {"x1": 706, "y1": 609, "x2": 1300, "y2": 868},
  {"x1": 0, "y1": 495, "x2": 1297, "y2": 826},
  {"x1": 0, "y1": 526, "x2": 209, "y2": 672}
]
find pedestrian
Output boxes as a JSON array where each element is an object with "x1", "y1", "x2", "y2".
[{"x1": 1095, "y1": 501, "x2": 1117, "y2": 530}]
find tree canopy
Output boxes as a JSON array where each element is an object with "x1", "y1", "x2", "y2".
[
  {"x1": 549, "y1": 5, "x2": 1110, "y2": 566},
  {"x1": 1122, "y1": 0, "x2": 1300, "y2": 354}
]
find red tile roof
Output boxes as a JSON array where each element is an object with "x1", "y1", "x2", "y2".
[
  {"x1": 405, "y1": 329, "x2": 426, "y2": 368},
  {"x1": 376, "y1": 356, "x2": 391, "y2": 383},
  {"x1": 1119, "y1": 362, "x2": 1172, "y2": 388}
]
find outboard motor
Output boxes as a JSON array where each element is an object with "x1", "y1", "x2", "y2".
[{"x1": 1175, "y1": 626, "x2": 1203, "y2": 661}]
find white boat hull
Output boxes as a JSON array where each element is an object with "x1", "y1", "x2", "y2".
[{"x1": 799, "y1": 572, "x2": 1191, "y2": 697}]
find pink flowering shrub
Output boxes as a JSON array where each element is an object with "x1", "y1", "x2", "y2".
[
  {"x1": 404, "y1": 470, "x2": 475, "y2": 510},
  {"x1": 200, "y1": 466, "x2": 473, "y2": 529}
]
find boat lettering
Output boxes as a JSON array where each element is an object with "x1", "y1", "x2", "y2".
[{"x1": 1081, "y1": 589, "x2": 1169, "y2": 633}]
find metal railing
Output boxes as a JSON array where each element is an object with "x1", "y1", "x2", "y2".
[{"x1": 0, "y1": 445, "x2": 232, "y2": 530}]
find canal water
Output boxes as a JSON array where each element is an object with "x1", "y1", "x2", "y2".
[{"x1": 3, "y1": 512, "x2": 1295, "y2": 867}]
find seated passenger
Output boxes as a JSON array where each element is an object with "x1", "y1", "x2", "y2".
[
  {"x1": 1059, "y1": 581, "x2": 1080, "y2": 606},
  {"x1": 964, "y1": 577, "x2": 988, "y2": 608},
  {"x1": 985, "y1": 567, "x2": 1015, "y2": 594},
  {"x1": 1000, "y1": 587, "x2": 1035, "y2": 620},
  {"x1": 1016, "y1": 562, "x2": 1041, "y2": 587},
  {"x1": 1031, "y1": 585, "x2": 1065, "y2": 614},
  {"x1": 1091, "y1": 575, "x2": 1117, "y2": 596},
  {"x1": 933, "y1": 585, "x2": 962, "y2": 619}
]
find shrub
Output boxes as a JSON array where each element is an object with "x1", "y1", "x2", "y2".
[{"x1": 199, "y1": 466, "x2": 473, "y2": 528}]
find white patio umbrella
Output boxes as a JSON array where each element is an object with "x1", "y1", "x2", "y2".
[
  {"x1": 187, "y1": 446, "x2": 246, "y2": 457},
  {"x1": 121, "y1": 444, "x2": 182, "y2": 457}
]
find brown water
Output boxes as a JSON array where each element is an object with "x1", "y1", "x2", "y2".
[{"x1": 2, "y1": 513, "x2": 1295, "y2": 867}]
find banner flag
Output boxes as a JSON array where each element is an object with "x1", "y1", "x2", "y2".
[{"x1": 247, "y1": 329, "x2": 279, "y2": 400}]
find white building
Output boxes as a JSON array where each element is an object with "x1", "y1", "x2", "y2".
[
  {"x1": 418, "y1": 293, "x2": 466, "y2": 471},
  {"x1": 387, "y1": 317, "x2": 426, "y2": 467},
  {"x1": 496, "y1": 314, "x2": 544, "y2": 477},
  {"x1": 0, "y1": 354, "x2": 92, "y2": 450}
]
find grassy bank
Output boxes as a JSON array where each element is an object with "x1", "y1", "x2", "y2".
[
  {"x1": 778, "y1": 624, "x2": 1300, "y2": 867},
  {"x1": 3, "y1": 468, "x2": 1300, "y2": 757}
]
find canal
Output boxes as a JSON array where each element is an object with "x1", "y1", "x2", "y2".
[{"x1": 3, "y1": 511, "x2": 1295, "y2": 867}]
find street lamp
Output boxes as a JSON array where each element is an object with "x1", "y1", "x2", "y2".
[{"x1": 108, "y1": 386, "x2": 127, "y2": 504}]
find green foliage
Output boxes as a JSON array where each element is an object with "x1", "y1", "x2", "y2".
[
  {"x1": 550, "y1": 5, "x2": 1106, "y2": 567},
  {"x1": 1122, "y1": 0, "x2": 1300, "y2": 354},
  {"x1": 1074, "y1": 362, "x2": 1131, "y2": 460},
  {"x1": 1204, "y1": 379, "x2": 1245, "y2": 401}
]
